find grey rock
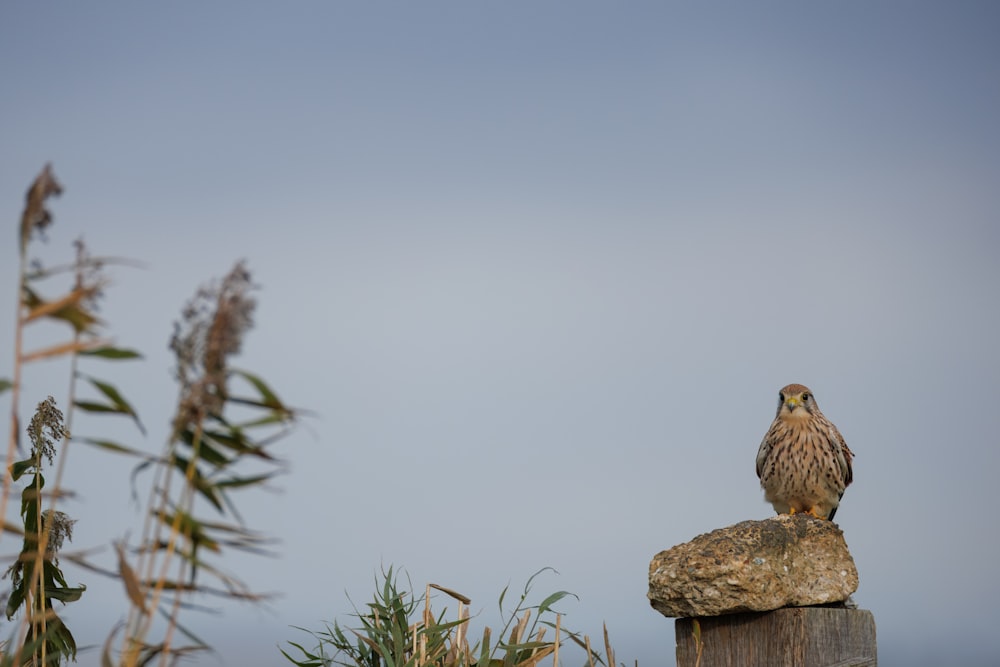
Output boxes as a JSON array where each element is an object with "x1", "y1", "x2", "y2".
[{"x1": 648, "y1": 514, "x2": 858, "y2": 618}]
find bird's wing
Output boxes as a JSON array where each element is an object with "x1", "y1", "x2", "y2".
[
  {"x1": 755, "y1": 428, "x2": 773, "y2": 480},
  {"x1": 830, "y1": 423, "x2": 854, "y2": 487}
]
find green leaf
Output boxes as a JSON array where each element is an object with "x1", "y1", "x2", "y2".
[
  {"x1": 230, "y1": 368, "x2": 290, "y2": 412},
  {"x1": 5, "y1": 582, "x2": 25, "y2": 619},
  {"x1": 235, "y1": 412, "x2": 294, "y2": 430},
  {"x1": 157, "y1": 510, "x2": 221, "y2": 552},
  {"x1": 177, "y1": 427, "x2": 232, "y2": 466},
  {"x1": 10, "y1": 458, "x2": 35, "y2": 481},
  {"x1": 79, "y1": 346, "x2": 143, "y2": 360},
  {"x1": 171, "y1": 455, "x2": 224, "y2": 512},
  {"x1": 21, "y1": 474, "x2": 43, "y2": 528},
  {"x1": 204, "y1": 427, "x2": 274, "y2": 460},
  {"x1": 79, "y1": 437, "x2": 151, "y2": 459},
  {"x1": 74, "y1": 400, "x2": 125, "y2": 414},
  {"x1": 45, "y1": 559, "x2": 69, "y2": 587},
  {"x1": 76, "y1": 374, "x2": 146, "y2": 435},
  {"x1": 0, "y1": 378, "x2": 12, "y2": 394},
  {"x1": 280, "y1": 641, "x2": 326, "y2": 666},
  {"x1": 536, "y1": 590, "x2": 576, "y2": 616},
  {"x1": 498, "y1": 640, "x2": 550, "y2": 651},
  {"x1": 49, "y1": 613, "x2": 79, "y2": 661},
  {"x1": 215, "y1": 472, "x2": 279, "y2": 489},
  {"x1": 45, "y1": 585, "x2": 86, "y2": 604}
]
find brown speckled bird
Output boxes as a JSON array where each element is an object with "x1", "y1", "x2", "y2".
[{"x1": 756, "y1": 384, "x2": 854, "y2": 520}]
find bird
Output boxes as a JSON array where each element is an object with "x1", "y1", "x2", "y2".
[{"x1": 755, "y1": 383, "x2": 854, "y2": 521}]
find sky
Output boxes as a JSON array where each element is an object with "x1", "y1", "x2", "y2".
[{"x1": 2, "y1": 2, "x2": 999, "y2": 665}]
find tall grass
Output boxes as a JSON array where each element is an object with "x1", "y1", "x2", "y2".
[
  {"x1": 2, "y1": 165, "x2": 297, "y2": 666},
  {"x1": 2, "y1": 164, "x2": 632, "y2": 667},
  {"x1": 282, "y1": 567, "x2": 624, "y2": 667}
]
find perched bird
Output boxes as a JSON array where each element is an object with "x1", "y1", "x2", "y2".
[{"x1": 756, "y1": 384, "x2": 854, "y2": 520}]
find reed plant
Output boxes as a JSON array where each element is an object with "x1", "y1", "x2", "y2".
[
  {"x1": 3, "y1": 165, "x2": 631, "y2": 667},
  {"x1": 2, "y1": 165, "x2": 297, "y2": 666}
]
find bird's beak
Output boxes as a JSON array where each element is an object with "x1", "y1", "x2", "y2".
[{"x1": 785, "y1": 396, "x2": 800, "y2": 410}]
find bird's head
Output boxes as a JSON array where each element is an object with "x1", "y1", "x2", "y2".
[{"x1": 776, "y1": 383, "x2": 816, "y2": 421}]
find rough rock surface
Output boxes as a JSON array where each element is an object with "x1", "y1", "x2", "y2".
[{"x1": 648, "y1": 514, "x2": 858, "y2": 618}]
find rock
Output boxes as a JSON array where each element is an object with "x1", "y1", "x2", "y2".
[{"x1": 648, "y1": 514, "x2": 858, "y2": 618}]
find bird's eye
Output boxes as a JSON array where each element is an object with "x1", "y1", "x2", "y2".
[
  {"x1": 802, "y1": 393, "x2": 810, "y2": 401},
  {"x1": 778, "y1": 393, "x2": 784, "y2": 402}
]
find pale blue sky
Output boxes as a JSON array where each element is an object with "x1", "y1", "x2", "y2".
[{"x1": 2, "y1": 2, "x2": 1000, "y2": 665}]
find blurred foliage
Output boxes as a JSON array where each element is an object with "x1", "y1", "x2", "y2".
[
  {"x1": 2, "y1": 165, "x2": 298, "y2": 666},
  {"x1": 3, "y1": 165, "x2": 631, "y2": 667}
]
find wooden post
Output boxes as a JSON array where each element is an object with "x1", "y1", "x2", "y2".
[{"x1": 675, "y1": 607, "x2": 876, "y2": 667}]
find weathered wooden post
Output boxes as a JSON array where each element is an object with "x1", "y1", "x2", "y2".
[{"x1": 648, "y1": 515, "x2": 877, "y2": 667}]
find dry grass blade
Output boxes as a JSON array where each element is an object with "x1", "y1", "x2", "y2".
[
  {"x1": 22, "y1": 286, "x2": 100, "y2": 325},
  {"x1": 519, "y1": 644, "x2": 556, "y2": 667},
  {"x1": 116, "y1": 541, "x2": 148, "y2": 614},
  {"x1": 455, "y1": 602, "x2": 469, "y2": 662},
  {"x1": 424, "y1": 583, "x2": 432, "y2": 632},
  {"x1": 102, "y1": 622, "x2": 123, "y2": 667},
  {"x1": 4, "y1": 520, "x2": 26, "y2": 536},
  {"x1": 349, "y1": 629, "x2": 380, "y2": 653},
  {"x1": 21, "y1": 338, "x2": 110, "y2": 363},
  {"x1": 512, "y1": 608, "x2": 531, "y2": 644},
  {"x1": 429, "y1": 582, "x2": 472, "y2": 605},
  {"x1": 603, "y1": 623, "x2": 614, "y2": 667}
]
